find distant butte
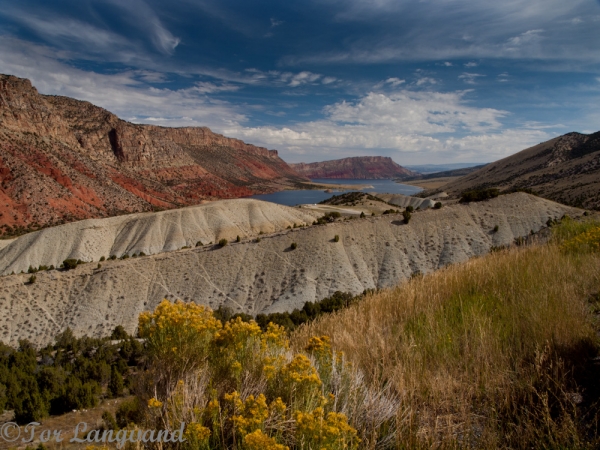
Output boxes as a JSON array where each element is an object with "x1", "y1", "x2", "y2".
[
  {"x1": 290, "y1": 156, "x2": 418, "y2": 180},
  {"x1": 0, "y1": 74, "x2": 308, "y2": 231}
]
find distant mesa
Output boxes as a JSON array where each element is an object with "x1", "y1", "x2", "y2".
[
  {"x1": 290, "y1": 156, "x2": 418, "y2": 180},
  {"x1": 438, "y1": 131, "x2": 600, "y2": 210},
  {"x1": 0, "y1": 74, "x2": 308, "y2": 232}
]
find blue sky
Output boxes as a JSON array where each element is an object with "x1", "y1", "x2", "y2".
[{"x1": 1, "y1": 0, "x2": 599, "y2": 164}]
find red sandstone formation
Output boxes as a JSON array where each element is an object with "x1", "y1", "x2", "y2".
[
  {"x1": 290, "y1": 156, "x2": 417, "y2": 180},
  {"x1": 0, "y1": 74, "x2": 308, "y2": 231}
]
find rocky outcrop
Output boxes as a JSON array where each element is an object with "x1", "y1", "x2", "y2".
[
  {"x1": 290, "y1": 156, "x2": 417, "y2": 180},
  {"x1": 0, "y1": 193, "x2": 580, "y2": 346},
  {"x1": 0, "y1": 74, "x2": 308, "y2": 231},
  {"x1": 440, "y1": 131, "x2": 600, "y2": 209}
]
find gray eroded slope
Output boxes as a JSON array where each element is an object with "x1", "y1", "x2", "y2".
[
  {"x1": 0, "y1": 193, "x2": 579, "y2": 346},
  {"x1": 0, "y1": 199, "x2": 321, "y2": 275}
]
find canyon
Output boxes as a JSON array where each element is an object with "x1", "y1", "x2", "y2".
[
  {"x1": 0, "y1": 74, "x2": 308, "y2": 232},
  {"x1": 0, "y1": 193, "x2": 579, "y2": 346}
]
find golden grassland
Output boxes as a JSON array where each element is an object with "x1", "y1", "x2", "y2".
[
  {"x1": 293, "y1": 217, "x2": 600, "y2": 448},
  {"x1": 82, "y1": 217, "x2": 600, "y2": 450}
]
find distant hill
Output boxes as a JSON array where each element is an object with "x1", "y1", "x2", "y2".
[
  {"x1": 404, "y1": 164, "x2": 487, "y2": 181},
  {"x1": 441, "y1": 131, "x2": 600, "y2": 209},
  {"x1": 404, "y1": 162, "x2": 485, "y2": 174},
  {"x1": 290, "y1": 156, "x2": 417, "y2": 179},
  {"x1": 0, "y1": 74, "x2": 307, "y2": 232}
]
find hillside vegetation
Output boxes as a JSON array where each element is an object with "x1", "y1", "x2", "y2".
[
  {"x1": 293, "y1": 216, "x2": 600, "y2": 448},
  {"x1": 1, "y1": 217, "x2": 598, "y2": 449}
]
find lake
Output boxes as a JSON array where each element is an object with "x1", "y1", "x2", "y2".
[{"x1": 250, "y1": 179, "x2": 423, "y2": 207}]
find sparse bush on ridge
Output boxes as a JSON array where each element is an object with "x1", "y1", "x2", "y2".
[
  {"x1": 218, "y1": 238, "x2": 228, "y2": 247},
  {"x1": 62, "y1": 258, "x2": 78, "y2": 270},
  {"x1": 460, "y1": 187, "x2": 500, "y2": 202},
  {"x1": 434, "y1": 201, "x2": 443, "y2": 209},
  {"x1": 402, "y1": 210, "x2": 411, "y2": 224}
]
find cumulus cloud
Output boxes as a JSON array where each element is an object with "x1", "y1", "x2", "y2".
[
  {"x1": 458, "y1": 73, "x2": 485, "y2": 84},
  {"x1": 222, "y1": 89, "x2": 548, "y2": 162},
  {"x1": 288, "y1": 71, "x2": 322, "y2": 87}
]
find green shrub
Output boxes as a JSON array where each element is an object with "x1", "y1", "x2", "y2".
[
  {"x1": 434, "y1": 202, "x2": 442, "y2": 209},
  {"x1": 402, "y1": 210, "x2": 412, "y2": 224},
  {"x1": 493, "y1": 225, "x2": 499, "y2": 232},
  {"x1": 316, "y1": 212, "x2": 341, "y2": 224},
  {"x1": 360, "y1": 211, "x2": 366, "y2": 218},
  {"x1": 99, "y1": 256, "x2": 105, "y2": 262},
  {"x1": 334, "y1": 235, "x2": 340, "y2": 242},
  {"x1": 27, "y1": 275, "x2": 36, "y2": 284},
  {"x1": 108, "y1": 366, "x2": 124, "y2": 398},
  {"x1": 218, "y1": 238, "x2": 228, "y2": 247},
  {"x1": 196, "y1": 241, "x2": 203, "y2": 247},
  {"x1": 102, "y1": 411, "x2": 118, "y2": 431},
  {"x1": 290, "y1": 242, "x2": 298, "y2": 250},
  {"x1": 460, "y1": 188, "x2": 500, "y2": 203},
  {"x1": 236, "y1": 235, "x2": 241, "y2": 242},
  {"x1": 120, "y1": 254, "x2": 129, "y2": 260},
  {"x1": 406, "y1": 205, "x2": 414, "y2": 213},
  {"x1": 116, "y1": 397, "x2": 143, "y2": 428},
  {"x1": 62, "y1": 259, "x2": 78, "y2": 270}
]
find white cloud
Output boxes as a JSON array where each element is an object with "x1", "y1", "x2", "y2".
[
  {"x1": 221, "y1": 89, "x2": 548, "y2": 163},
  {"x1": 193, "y1": 81, "x2": 240, "y2": 94},
  {"x1": 464, "y1": 62, "x2": 478, "y2": 67},
  {"x1": 270, "y1": 18, "x2": 283, "y2": 27},
  {"x1": 288, "y1": 71, "x2": 322, "y2": 87},
  {"x1": 458, "y1": 72, "x2": 485, "y2": 84},
  {"x1": 386, "y1": 77, "x2": 405, "y2": 86},
  {"x1": 443, "y1": 62, "x2": 453, "y2": 66},
  {"x1": 416, "y1": 77, "x2": 436, "y2": 86}
]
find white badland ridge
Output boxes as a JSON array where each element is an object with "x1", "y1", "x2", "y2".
[
  {"x1": 0, "y1": 199, "x2": 322, "y2": 276},
  {"x1": 0, "y1": 193, "x2": 580, "y2": 347}
]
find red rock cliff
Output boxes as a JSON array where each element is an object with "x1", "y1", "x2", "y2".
[
  {"x1": 290, "y1": 156, "x2": 417, "y2": 179},
  {"x1": 0, "y1": 74, "x2": 307, "y2": 231}
]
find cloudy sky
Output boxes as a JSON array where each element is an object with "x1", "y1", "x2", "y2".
[{"x1": 1, "y1": 0, "x2": 599, "y2": 164}]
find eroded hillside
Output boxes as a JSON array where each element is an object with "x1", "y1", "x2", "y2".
[
  {"x1": 440, "y1": 131, "x2": 600, "y2": 209},
  {"x1": 0, "y1": 199, "x2": 321, "y2": 275},
  {"x1": 0, "y1": 193, "x2": 580, "y2": 346}
]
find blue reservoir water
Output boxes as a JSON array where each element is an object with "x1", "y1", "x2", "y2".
[{"x1": 250, "y1": 179, "x2": 422, "y2": 207}]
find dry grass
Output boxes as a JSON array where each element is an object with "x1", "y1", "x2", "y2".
[{"x1": 292, "y1": 225, "x2": 600, "y2": 448}]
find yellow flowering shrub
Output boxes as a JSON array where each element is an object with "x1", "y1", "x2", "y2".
[
  {"x1": 226, "y1": 392, "x2": 270, "y2": 436},
  {"x1": 295, "y1": 408, "x2": 360, "y2": 450},
  {"x1": 244, "y1": 429, "x2": 289, "y2": 450},
  {"x1": 139, "y1": 300, "x2": 222, "y2": 384},
  {"x1": 148, "y1": 397, "x2": 163, "y2": 409},
  {"x1": 136, "y1": 300, "x2": 371, "y2": 448},
  {"x1": 561, "y1": 226, "x2": 600, "y2": 253},
  {"x1": 184, "y1": 422, "x2": 211, "y2": 449}
]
